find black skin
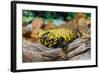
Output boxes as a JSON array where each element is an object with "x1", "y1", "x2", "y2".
[
  {"x1": 58, "y1": 37, "x2": 68, "y2": 48},
  {"x1": 58, "y1": 37, "x2": 68, "y2": 55}
]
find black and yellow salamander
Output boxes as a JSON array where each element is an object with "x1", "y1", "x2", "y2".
[{"x1": 39, "y1": 28, "x2": 76, "y2": 59}]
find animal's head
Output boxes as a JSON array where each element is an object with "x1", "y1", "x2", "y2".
[{"x1": 40, "y1": 32, "x2": 56, "y2": 48}]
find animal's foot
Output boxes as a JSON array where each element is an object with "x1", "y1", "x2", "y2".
[{"x1": 58, "y1": 52, "x2": 67, "y2": 60}]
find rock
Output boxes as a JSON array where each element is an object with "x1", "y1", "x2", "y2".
[
  {"x1": 44, "y1": 21, "x2": 56, "y2": 30},
  {"x1": 60, "y1": 19, "x2": 78, "y2": 30},
  {"x1": 31, "y1": 17, "x2": 44, "y2": 41},
  {"x1": 22, "y1": 27, "x2": 31, "y2": 38}
]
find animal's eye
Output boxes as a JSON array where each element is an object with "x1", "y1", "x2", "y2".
[
  {"x1": 42, "y1": 32, "x2": 50, "y2": 36},
  {"x1": 40, "y1": 32, "x2": 50, "y2": 39}
]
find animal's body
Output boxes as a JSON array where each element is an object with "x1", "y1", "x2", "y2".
[
  {"x1": 39, "y1": 28, "x2": 76, "y2": 59},
  {"x1": 39, "y1": 28, "x2": 76, "y2": 48}
]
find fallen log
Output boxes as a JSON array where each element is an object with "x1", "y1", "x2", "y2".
[{"x1": 22, "y1": 38, "x2": 91, "y2": 62}]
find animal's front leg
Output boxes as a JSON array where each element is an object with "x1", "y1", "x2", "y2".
[
  {"x1": 58, "y1": 48, "x2": 68, "y2": 60},
  {"x1": 59, "y1": 51, "x2": 66, "y2": 60}
]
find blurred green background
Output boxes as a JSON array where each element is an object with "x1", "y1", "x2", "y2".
[{"x1": 22, "y1": 10, "x2": 91, "y2": 26}]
